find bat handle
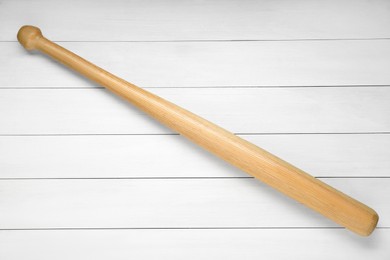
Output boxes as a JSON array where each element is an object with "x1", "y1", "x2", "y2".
[{"x1": 17, "y1": 26, "x2": 379, "y2": 236}]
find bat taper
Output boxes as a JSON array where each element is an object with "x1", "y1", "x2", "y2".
[{"x1": 17, "y1": 25, "x2": 379, "y2": 236}]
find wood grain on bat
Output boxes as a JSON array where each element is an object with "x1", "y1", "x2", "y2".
[{"x1": 17, "y1": 25, "x2": 379, "y2": 236}]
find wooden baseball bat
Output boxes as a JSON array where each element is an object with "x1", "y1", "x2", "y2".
[{"x1": 17, "y1": 25, "x2": 378, "y2": 236}]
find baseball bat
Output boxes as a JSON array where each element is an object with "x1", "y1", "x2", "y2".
[{"x1": 17, "y1": 25, "x2": 378, "y2": 236}]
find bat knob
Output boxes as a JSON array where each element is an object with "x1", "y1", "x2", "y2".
[{"x1": 17, "y1": 25, "x2": 43, "y2": 51}]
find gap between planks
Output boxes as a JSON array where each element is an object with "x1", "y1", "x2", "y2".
[
  {"x1": 2, "y1": 227, "x2": 390, "y2": 231},
  {"x1": 1, "y1": 84, "x2": 390, "y2": 89},
  {"x1": 3, "y1": 38, "x2": 390, "y2": 43}
]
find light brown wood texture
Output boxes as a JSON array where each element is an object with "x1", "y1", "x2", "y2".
[{"x1": 17, "y1": 26, "x2": 378, "y2": 236}]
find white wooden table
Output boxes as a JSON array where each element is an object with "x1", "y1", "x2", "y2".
[{"x1": 1, "y1": 0, "x2": 389, "y2": 259}]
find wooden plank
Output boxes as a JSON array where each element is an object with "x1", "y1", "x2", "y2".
[
  {"x1": 1, "y1": 0, "x2": 390, "y2": 41},
  {"x1": 0, "y1": 178, "x2": 386, "y2": 229},
  {"x1": 1, "y1": 134, "x2": 388, "y2": 178},
  {"x1": 3, "y1": 40, "x2": 390, "y2": 88},
  {"x1": 0, "y1": 87, "x2": 389, "y2": 134},
  {"x1": 0, "y1": 229, "x2": 388, "y2": 260}
]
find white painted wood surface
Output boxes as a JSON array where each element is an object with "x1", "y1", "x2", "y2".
[
  {"x1": 1, "y1": 88, "x2": 389, "y2": 134},
  {"x1": 1, "y1": 230, "x2": 389, "y2": 260},
  {"x1": 1, "y1": 134, "x2": 389, "y2": 178},
  {"x1": 1, "y1": 0, "x2": 390, "y2": 41},
  {"x1": 1, "y1": 0, "x2": 389, "y2": 259},
  {"x1": 2, "y1": 41, "x2": 390, "y2": 87},
  {"x1": 0, "y1": 178, "x2": 387, "y2": 229}
]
